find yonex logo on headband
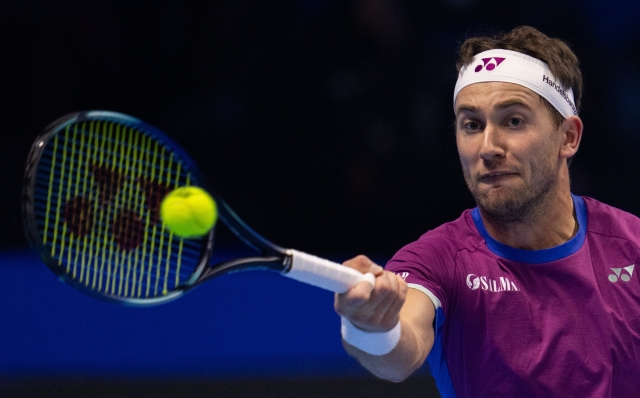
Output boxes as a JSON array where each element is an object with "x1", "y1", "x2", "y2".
[{"x1": 475, "y1": 57, "x2": 505, "y2": 72}]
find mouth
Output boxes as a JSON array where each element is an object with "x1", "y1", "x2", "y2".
[{"x1": 478, "y1": 171, "x2": 517, "y2": 181}]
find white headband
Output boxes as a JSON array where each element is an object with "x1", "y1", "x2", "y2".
[{"x1": 453, "y1": 49, "x2": 578, "y2": 118}]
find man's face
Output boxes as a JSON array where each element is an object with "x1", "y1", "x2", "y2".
[{"x1": 454, "y1": 82, "x2": 565, "y2": 223}]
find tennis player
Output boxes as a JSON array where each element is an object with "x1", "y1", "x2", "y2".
[{"x1": 335, "y1": 26, "x2": 640, "y2": 397}]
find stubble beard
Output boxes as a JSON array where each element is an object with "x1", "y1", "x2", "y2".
[{"x1": 463, "y1": 160, "x2": 558, "y2": 225}]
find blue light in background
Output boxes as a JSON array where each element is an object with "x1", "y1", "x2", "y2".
[{"x1": 0, "y1": 249, "x2": 395, "y2": 379}]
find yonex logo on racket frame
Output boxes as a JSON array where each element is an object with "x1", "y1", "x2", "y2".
[
  {"x1": 609, "y1": 265, "x2": 635, "y2": 283},
  {"x1": 474, "y1": 57, "x2": 506, "y2": 72}
]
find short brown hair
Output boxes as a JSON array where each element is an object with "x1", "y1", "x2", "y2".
[{"x1": 456, "y1": 26, "x2": 583, "y2": 126}]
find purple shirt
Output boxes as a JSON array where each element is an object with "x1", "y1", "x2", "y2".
[{"x1": 386, "y1": 195, "x2": 640, "y2": 397}]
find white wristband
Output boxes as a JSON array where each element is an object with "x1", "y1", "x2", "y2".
[{"x1": 341, "y1": 317, "x2": 401, "y2": 356}]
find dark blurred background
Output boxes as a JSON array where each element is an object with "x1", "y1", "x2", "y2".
[{"x1": 2, "y1": 0, "x2": 639, "y2": 397}]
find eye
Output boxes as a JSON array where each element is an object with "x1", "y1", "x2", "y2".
[
  {"x1": 463, "y1": 121, "x2": 483, "y2": 131},
  {"x1": 507, "y1": 117, "x2": 523, "y2": 127}
]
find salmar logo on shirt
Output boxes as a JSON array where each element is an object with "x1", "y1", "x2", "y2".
[{"x1": 466, "y1": 274, "x2": 520, "y2": 292}]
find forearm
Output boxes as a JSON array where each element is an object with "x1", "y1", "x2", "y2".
[
  {"x1": 342, "y1": 287, "x2": 435, "y2": 382},
  {"x1": 334, "y1": 257, "x2": 436, "y2": 382},
  {"x1": 342, "y1": 315, "x2": 433, "y2": 382}
]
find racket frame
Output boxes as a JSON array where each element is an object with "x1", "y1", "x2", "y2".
[
  {"x1": 23, "y1": 110, "x2": 365, "y2": 306},
  {"x1": 23, "y1": 111, "x2": 294, "y2": 306}
]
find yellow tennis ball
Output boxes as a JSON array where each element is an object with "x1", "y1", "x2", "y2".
[{"x1": 160, "y1": 186, "x2": 217, "y2": 238}]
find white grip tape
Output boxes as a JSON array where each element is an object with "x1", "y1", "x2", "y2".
[
  {"x1": 341, "y1": 317, "x2": 401, "y2": 356},
  {"x1": 284, "y1": 249, "x2": 376, "y2": 293}
]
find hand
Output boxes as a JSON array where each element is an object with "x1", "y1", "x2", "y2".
[{"x1": 334, "y1": 255, "x2": 408, "y2": 333}]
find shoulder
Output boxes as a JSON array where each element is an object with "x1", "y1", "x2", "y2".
[
  {"x1": 385, "y1": 208, "x2": 486, "y2": 311},
  {"x1": 583, "y1": 196, "x2": 640, "y2": 240},
  {"x1": 389, "y1": 208, "x2": 483, "y2": 265}
]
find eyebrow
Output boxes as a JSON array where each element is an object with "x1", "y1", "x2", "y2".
[
  {"x1": 455, "y1": 99, "x2": 533, "y2": 116},
  {"x1": 455, "y1": 104, "x2": 480, "y2": 115},
  {"x1": 494, "y1": 99, "x2": 532, "y2": 111}
]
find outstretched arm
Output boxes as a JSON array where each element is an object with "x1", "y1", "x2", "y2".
[{"x1": 335, "y1": 255, "x2": 435, "y2": 382}]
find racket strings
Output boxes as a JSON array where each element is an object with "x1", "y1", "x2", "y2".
[
  {"x1": 34, "y1": 140, "x2": 188, "y2": 187},
  {"x1": 33, "y1": 119, "x2": 204, "y2": 299}
]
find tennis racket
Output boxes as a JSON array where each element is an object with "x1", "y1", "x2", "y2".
[{"x1": 22, "y1": 110, "x2": 374, "y2": 305}]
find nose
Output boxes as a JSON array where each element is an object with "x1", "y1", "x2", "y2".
[{"x1": 479, "y1": 124, "x2": 505, "y2": 161}]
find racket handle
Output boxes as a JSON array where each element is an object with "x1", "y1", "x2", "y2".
[{"x1": 284, "y1": 249, "x2": 376, "y2": 293}]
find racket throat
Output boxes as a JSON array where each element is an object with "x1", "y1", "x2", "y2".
[{"x1": 199, "y1": 256, "x2": 286, "y2": 284}]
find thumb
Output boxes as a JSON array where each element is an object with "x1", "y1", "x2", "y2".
[{"x1": 343, "y1": 255, "x2": 384, "y2": 276}]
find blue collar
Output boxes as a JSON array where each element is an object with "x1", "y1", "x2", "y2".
[{"x1": 471, "y1": 194, "x2": 587, "y2": 264}]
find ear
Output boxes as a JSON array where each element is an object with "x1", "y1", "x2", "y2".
[{"x1": 559, "y1": 116, "x2": 583, "y2": 159}]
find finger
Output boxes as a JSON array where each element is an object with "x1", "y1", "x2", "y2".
[
  {"x1": 343, "y1": 255, "x2": 383, "y2": 275},
  {"x1": 367, "y1": 272, "x2": 399, "y2": 322},
  {"x1": 335, "y1": 271, "x2": 404, "y2": 330},
  {"x1": 334, "y1": 278, "x2": 375, "y2": 316},
  {"x1": 381, "y1": 274, "x2": 408, "y2": 325},
  {"x1": 340, "y1": 271, "x2": 398, "y2": 316},
  {"x1": 362, "y1": 272, "x2": 376, "y2": 288},
  {"x1": 345, "y1": 285, "x2": 401, "y2": 332},
  {"x1": 368, "y1": 263, "x2": 384, "y2": 276},
  {"x1": 363, "y1": 273, "x2": 407, "y2": 330}
]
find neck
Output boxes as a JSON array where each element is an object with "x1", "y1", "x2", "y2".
[{"x1": 480, "y1": 185, "x2": 576, "y2": 251}]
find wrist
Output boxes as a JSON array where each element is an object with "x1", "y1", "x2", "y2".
[{"x1": 341, "y1": 317, "x2": 401, "y2": 356}]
